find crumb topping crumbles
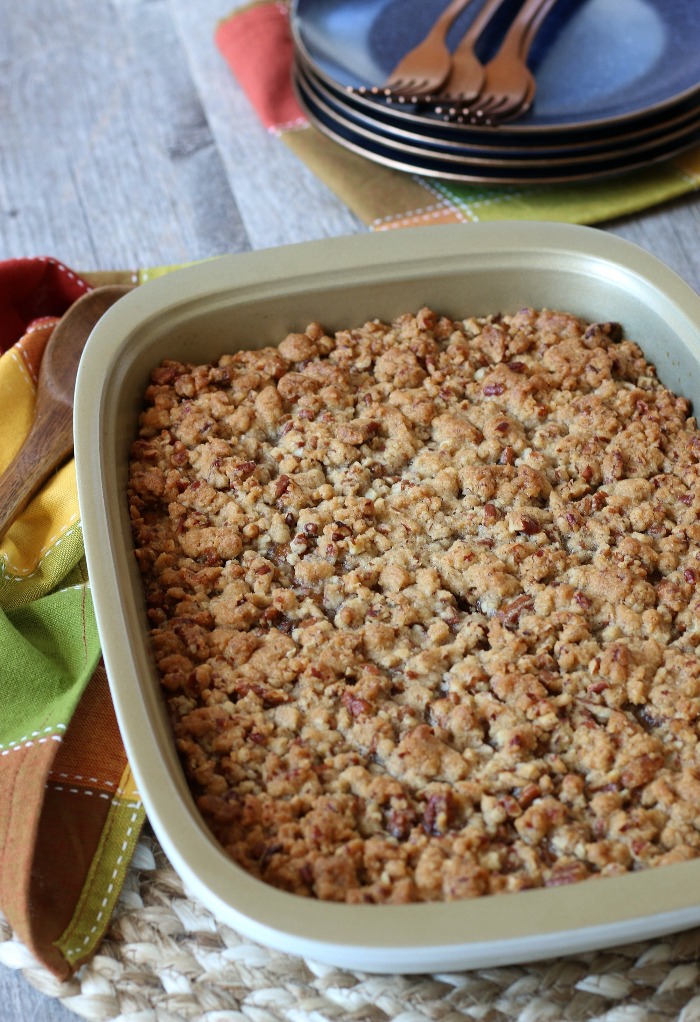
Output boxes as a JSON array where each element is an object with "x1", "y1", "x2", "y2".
[{"x1": 127, "y1": 306, "x2": 700, "y2": 903}]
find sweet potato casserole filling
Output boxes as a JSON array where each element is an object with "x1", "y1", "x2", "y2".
[{"x1": 128, "y1": 306, "x2": 700, "y2": 903}]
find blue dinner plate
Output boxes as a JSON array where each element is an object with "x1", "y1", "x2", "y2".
[
  {"x1": 297, "y1": 53, "x2": 700, "y2": 156},
  {"x1": 293, "y1": 62, "x2": 700, "y2": 182},
  {"x1": 291, "y1": 0, "x2": 700, "y2": 133},
  {"x1": 296, "y1": 58, "x2": 700, "y2": 166}
]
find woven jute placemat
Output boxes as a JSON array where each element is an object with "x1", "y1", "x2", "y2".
[{"x1": 3, "y1": 825, "x2": 700, "y2": 1022}]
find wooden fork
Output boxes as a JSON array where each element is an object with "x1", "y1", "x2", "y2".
[
  {"x1": 381, "y1": 0, "x2": 476, "y2": 100},
  {"x1": 430, "y1": 0, "x2": 513, "y2": 113},
  {"x1": 468, "y1": 0, "x2": 560, "y2": 124}
]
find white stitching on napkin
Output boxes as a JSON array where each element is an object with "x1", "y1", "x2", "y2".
[
  {"x1": 0, "y1": 725, "x2": 66, "y2": 753},
  {"x1": 7, "y1": 347, "x2": 35, "y2": 391},
  {"x1": 17, "y1": 336, "x2": 41, "y2": 384},
  {"x1": 371, "y1": 200, "x2": 463, "y2": 229},
  {"x1": 47, "y1": 774, "x2": 141, "y2": 802},
  {"x1": 36, "y1": 256, "x2": 92, "y2": 292},
  {"x1": 47, "y1": 784, "x2": 141, "y2": 805},
  {"x1": 17, "y1": 317, "x2": 64, "y2": 383},
  {"x1": 369, "y1": 178, "x2": 540, "y2": 231},
  {"x1": 52, "y1": 772, "x2": 116, "y2": 786},
  {"x1": 673, "y1": 167, "x2": 699, "y2": 187},
  {"x1": 369, "y1": 176, "x2": 472, "y2": 229},
  {"x1": 430, "y1": 178, "x2": 537, "y2": 217},
  {"x1": 63, "y1": 801, "x2": 143, "y2": 955},
  {"x1": 50, "y1": 786, "x2": 107, "y2": 798},
  {"x1": 418, "y1": 177, "x2": 478, "y2": 220},
  {"x1": 271, "y1": 117, "x2": 308, "y2": 135},
  {"x1": 0, "y1": 517, "x2": 81, "y2": 579},
  {"x1": 0, "y1": 737, "x2": 63, "y2": 756}
]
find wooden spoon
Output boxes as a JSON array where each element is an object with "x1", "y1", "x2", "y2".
[{"x1": 0, "y1": 284, "x2": 133, "y2": 539}]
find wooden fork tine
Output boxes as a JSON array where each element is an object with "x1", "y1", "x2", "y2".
[{"x1": 434, "y1": 0, "x2": 511, "y2": 104}]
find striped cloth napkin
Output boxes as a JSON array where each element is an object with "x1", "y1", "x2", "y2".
[
  {"x1": 215, "y1": 0, "x2": 700, "y2": 228},
  {"x1": 0, "y1": 258, "x2": 145, "y2": 980}
]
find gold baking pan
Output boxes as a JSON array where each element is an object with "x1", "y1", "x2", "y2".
[{"x1": 75, "y1": 223, "x2": 700, "y2": 973}]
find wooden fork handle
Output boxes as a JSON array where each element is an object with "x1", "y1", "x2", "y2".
[
  {"x1": 519, "y1": 0, "x2": 559, "y2": 56},
  {"x1": 425, "y1": 0, "x2": 479, "y2": 40},
  {"x1": 499, "y1": 0, "x2": 559, "y2": 56},
  {"x1": 458, "y1": 0, "x2": 511, "y2": 46}
]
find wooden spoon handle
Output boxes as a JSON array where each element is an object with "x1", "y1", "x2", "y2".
[
  {"x1": 0, "y1": 283, "x2": 133, "y2": 541},
  {"x1": 0, "y1": 397, "x2": 73, "y2": 539}
]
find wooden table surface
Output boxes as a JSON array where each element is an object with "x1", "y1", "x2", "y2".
[{"x1": 2, "y1": 0, "x2": 700, "y2": 1018}]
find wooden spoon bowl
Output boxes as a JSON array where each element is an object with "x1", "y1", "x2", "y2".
[{"x1": 0, "y1": 284, "x2": 133, "y2": 538}]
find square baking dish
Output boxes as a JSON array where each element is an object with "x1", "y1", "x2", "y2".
[{"x1": 75, "y1": 222, "x2": 700, "y2": 973}]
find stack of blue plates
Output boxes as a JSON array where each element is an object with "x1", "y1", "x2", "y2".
[{"x1": 290, "y1": 0, "x2": 700, "y2": 184}]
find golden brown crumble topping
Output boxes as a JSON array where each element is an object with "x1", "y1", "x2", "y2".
[{"x1": 128, "y1": 306, "x2": 700, "y2": 903}]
